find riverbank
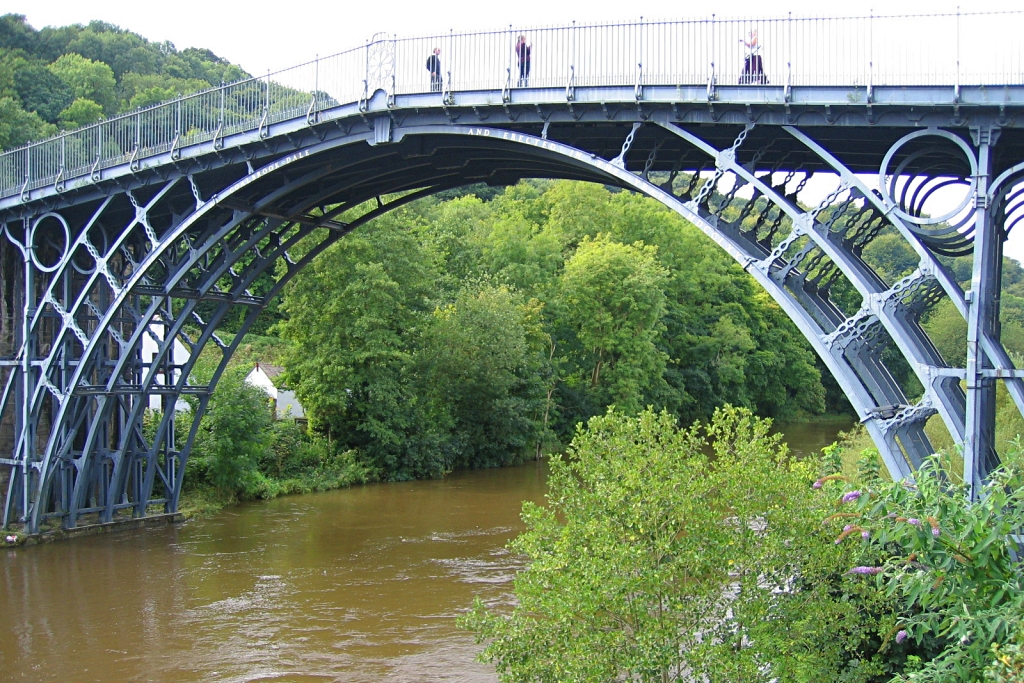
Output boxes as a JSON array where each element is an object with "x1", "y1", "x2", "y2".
[{"x1": 179, "y1": 447, "x2": 377, "y2": 520}]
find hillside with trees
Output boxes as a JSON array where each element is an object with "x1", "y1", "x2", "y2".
[{"x1": 0, "y1": 13, "x2": 246, "y2": 150}]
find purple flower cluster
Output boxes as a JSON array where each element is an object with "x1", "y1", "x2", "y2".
[
  {"x1": 841, "y1": 490, "x2": 862, "y2": 504},
  {"x1": 847, "y1": 566, "x2": 884, "y2": 575},
  {"x1": 907, "y1": 518, "x2": 922, "y2": 526},
  {"x1": 896, "y1": 630, "x2": 908, "y2": 644}
]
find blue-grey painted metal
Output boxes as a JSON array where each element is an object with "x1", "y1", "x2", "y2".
[{"x1": 2, "y1": 11, "x2": 1024, "y2": 532}]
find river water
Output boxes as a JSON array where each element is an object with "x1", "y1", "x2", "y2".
[{"x1": 0, "y1": 420, "x2": 850, "y2": 682}]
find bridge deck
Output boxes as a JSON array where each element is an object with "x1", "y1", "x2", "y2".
[{"x1": 4, "y1": 84, "x2": 1024, "y2": 218}]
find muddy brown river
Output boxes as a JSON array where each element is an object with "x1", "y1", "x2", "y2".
[{"x1": 0, "y1": 420, "x2": 850, "y2": 682}]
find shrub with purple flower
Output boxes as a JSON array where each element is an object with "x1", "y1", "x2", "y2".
[
  {"x1": 847, "y1": 566, "x2": 884, "y2": 575},
  {"x1": 841, "y1": 490, "x2": 862, "y2": 504},
  {"x1": 824, "y1": 452, "x2": 1024, "y2": 682}
]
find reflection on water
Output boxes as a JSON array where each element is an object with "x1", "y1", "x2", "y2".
[
  {"x1": 0, "y1": 421, "x2": 849, "y2": 682},
  {"x1": 773, "y1": 419, "x2": 854, "y2": 459}
]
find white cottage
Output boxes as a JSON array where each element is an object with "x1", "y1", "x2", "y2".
[
  {"x1": 245, "y1": 363, "x2": 306, "y2": 419},
  {"x1": 140, "y1": 319, "x2": 191, "y2": 412}
]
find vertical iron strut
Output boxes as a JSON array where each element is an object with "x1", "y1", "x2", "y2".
[{"x1": 965, "y1": 126, "x2": 1002, "y2": 499}]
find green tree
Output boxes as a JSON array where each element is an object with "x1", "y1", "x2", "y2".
[
  {"x1": 0, "y1": 96, "x2": 56, "y2": 149},
  {"x1": 58, "y1": 97, "x2": 103, "y2": 128},
  {"x1": 11, "y1": 60, "x2": 73, "y2": 123},
  {"x1": 48, "y1": 52, "x2": 117, "y2": 114},
  {"x1": 118, "y1": 72, "x2": 208, "y2": 111},
  {"x1": 833, "y1": 449, "x2": 1024, "y2": 683},
  {"x1": 558, "y1": 234, "x2": 668, "y2": 414},
  {"x1": 0, "y1": 14, "x2": 37, "y2": 54},
  {"x1": 418, "y1": 286, "x2": 548, "y2": 469},
  {"x1": 191, "y1": 367, "x2": 273, "y2": 498},
  {"x1": 463, "y1": 406, "x2": 907, "y2": 682},
  {"x1": 278, "y1": 213, "x2": 442, "y2": 479}
]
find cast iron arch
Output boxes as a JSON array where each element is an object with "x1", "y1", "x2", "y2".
[{"x1": 3, "y1": 115, "x2": 1022, "y2": 531}]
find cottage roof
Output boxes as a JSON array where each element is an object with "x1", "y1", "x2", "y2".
[{"x1": 256, "y1": 363, "x2": 286, "y2": 383}]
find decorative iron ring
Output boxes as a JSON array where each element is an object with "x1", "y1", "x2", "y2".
[
  {"x1": 878, "y1": 128, "x2": 977, "y2": 226},
  {"x1": 29, "y1": 212, "x2": 70, "y2": 273}
]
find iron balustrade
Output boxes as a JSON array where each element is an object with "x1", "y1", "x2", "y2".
[{"x1": 1, "y1": 10, "x2": 1022, "y2": 200}]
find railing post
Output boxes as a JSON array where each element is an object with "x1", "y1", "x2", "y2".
[
  {"x1": 55, "y1": 136, "x2": 65, "y2": 192},
  {"x1": 955, "y1": 7, "x2": 962, "y2": 101},
  {"x1": 503, "y1": 24, "x2": 512, "y2": 101},
  {"x1": 707, "y1": 14, "x2": 717, "y2": 102},
  {"x1": 635, "y1": 16, "x2": 644, "y2": 101},
  {"x1": 868, "y1": 9, "x2": 874, "y2": 101},
  {"x1": 309, "y1": 54, "x2": 321, "y2": 124},
  {"x1": 130, "y1": 110, "x2": 141, "y2": 171},
  {"x1": 91, "y1": 124, "x2": 103, "y2": 182},
  {"x1": 213, "y1": 81, "x2": 225, "y2": 149},
  {"x1": 389, "y1": 34, "x2": 397, "y2": 107},
  {"x1": 259, "y1": 71, "x2": 270, "y2": 138},
  {"x1": 786, "y1": 11, "x2": 793, "y2": 101},
  {"x1": 19, "y1": 145, "x2": 30, "y2": 202},
  {"x1": 21, "y1": 216, "x2": 34, "y2": 526},
  {"x1": 172, "y1": 99, "x2": 182, "y2": 158},
  {"x1": 443, "y1": 28, "x2": 455, "y2": 105},
  {"x1": 566, "y1": 20, "x2": 577, "y2": 102}
]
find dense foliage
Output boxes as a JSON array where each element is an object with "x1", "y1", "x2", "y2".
[
  {"x1": 462, "y1": 408, "x2": 1024, "y2": 683},
  {"x1": 156, "y1": 366, "x2": 372, "y2": 506},
  {"x1": 462, "y1": 407, "x2": 933, "y2": 682},
  {"x1": 0, "y1": 14, "x2": 246, "y2": 149},
  {"x1": 276, "y1": 181, "x2": 828, "y2": 478},
  {"x1": 824, "y1": 449, "x2": 1024, "y2": 683}
]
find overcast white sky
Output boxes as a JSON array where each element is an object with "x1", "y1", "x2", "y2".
[{"x1": 12, "y1": 0, "x2": 1024, "y2": 262}]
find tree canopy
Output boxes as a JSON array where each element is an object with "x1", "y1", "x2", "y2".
[
  {"x1": 0, "y1": 13, "x2": 246, "y2": 150},
  {"x1": 270, "y1": 180, "x2": 831, "y2": 478}
]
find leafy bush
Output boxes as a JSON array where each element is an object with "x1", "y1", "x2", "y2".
[
  {"x1": 986, "y1": 627, "x2": 1024, "y2": 682},
  {"x1": 827, "y1": 449, "x2": 1024, "y2": 683},
  {"x1": 462, "y1": 406, "x2": 909, "y2": 682},
  {"x1": 189, "y1": 367, "x2": 273, "y2": 498},
  {"x1": 179, "y1": 367, "x2": 374, "y2": 507}
]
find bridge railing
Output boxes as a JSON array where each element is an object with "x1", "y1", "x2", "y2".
[{"x1": 1, "y1": 11, "x2": 1021, "y2": 202}]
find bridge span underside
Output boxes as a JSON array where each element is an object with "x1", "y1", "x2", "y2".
[{"x1": 3, "y1": 89, "x2": 1024, "y2": 532}]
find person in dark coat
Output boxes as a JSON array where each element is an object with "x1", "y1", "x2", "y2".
[
  {"x1": 739, "y1": 31, "x2": 767, "y2": 84},
  {"x1": 515, "y1": 36, "x2": 531, "y2": 87},
  {"x1": 427, "y1": 47, "x2": 442, "y2": 92}
]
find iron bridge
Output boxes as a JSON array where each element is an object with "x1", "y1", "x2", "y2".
[{"x1": 2, "y1": 12, "x2": 1024, "y2": 532}]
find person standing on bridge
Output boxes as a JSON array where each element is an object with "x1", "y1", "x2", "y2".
[
  {"x1": 739, "y1": 30, "x2": 767, "y2": 84},
  {"x1": 427, "y1": 47, "x2": 443, "y2": 92},
  {"x1": 516, "y1": 35, "x2": 531, "y2": 87}
]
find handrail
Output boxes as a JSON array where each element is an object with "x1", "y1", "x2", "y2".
[{"x1": 1, "y1": 10, "x2": 1022, "y2": 201}]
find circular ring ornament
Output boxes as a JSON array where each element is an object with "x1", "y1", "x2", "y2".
[
  {"x1": 366, "y1": 32, "x2": 396, "y2": 93},
  {"x1": 29, "y1": 212, "x2": 70, "y2": 273},
  {"x1": 879, "y1": 129, "x2": 978, "y2": 226}
]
